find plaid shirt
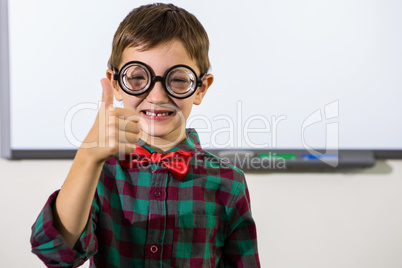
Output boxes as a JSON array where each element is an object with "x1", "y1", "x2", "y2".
[{"x1": 31, "y1": 128, "x2": 260, "y2": 267}]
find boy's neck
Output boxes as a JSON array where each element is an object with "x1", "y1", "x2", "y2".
[{"x1": 140, "y1": 128, "x2": 187, "y2": 153}]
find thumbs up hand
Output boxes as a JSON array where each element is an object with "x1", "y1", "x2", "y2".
[{"x1": 80, "y1": 78, "x2": 142, "y2": 163}]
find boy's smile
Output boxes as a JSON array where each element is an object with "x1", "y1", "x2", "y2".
[
  {"x1": 142, "y1": 109, "x2": 174, "y2": 120},
  {"x1": 107, "y1": 39, "x2": 213, "y2": 151}
]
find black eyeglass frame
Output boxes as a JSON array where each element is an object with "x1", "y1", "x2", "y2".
[{"x1": 113, "y1": 61, "x2": 204, "y2": 99}]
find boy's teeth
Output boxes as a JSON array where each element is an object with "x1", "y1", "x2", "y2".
[{"x1": 145, "y1": 111, "x2": 170, "y2": 116}]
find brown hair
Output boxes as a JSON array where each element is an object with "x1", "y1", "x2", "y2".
[{"x1": 107, "y1": 3, "x2": 211, "y2": 76}]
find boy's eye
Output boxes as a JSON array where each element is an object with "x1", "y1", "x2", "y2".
[
  {"x1": 124, "y1": 66, "x2": 149, "y2": 90},
  {"x1": 169, "y1": 76, "x2": 192, "y2": 92},
  {"x1": 127, "y1": 75, "x2": 146, "y2": 81},
  {"x1": 126, "y1": 76, "x2": 147, "y2": 89},
  {"x1": 167, "y1": 68, "x2": 194, "y2": 91},
  {"x1": 170, "y1": 77, "x2": 189, "y2": 83}
]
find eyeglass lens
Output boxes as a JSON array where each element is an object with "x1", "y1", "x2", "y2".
[{"x1": 122, "y1": 64, "x2": 151, "y2": 92}]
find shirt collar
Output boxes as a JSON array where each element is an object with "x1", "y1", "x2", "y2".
[{"x1": 137, "y1": 128, "x2": 203, "y2": 155}]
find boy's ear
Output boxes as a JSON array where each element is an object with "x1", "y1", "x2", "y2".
[
  {"x1": 106, "y1": 69, "x2": 123, "y2": 101},
  {"x1": 193, "y1": 74, "x2": 214, "y2": 105}
]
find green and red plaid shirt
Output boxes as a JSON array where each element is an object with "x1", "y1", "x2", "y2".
[{"x1": 31, "y1": 129, "x2": 260, "y2": 267}]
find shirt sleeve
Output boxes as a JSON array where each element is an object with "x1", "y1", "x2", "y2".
[
  {"x1": 30, "y1": 190, "x2": 99, "y2": 268},
  {"x1": 222, "y1": 176, "x2": 261, "y2": 267}
]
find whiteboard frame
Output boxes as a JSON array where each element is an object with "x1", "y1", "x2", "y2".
[{"x1": 0, "y1": 0, "x2": 11, "y2": 159}]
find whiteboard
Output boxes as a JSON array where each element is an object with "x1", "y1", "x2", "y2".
[{"x1": 2, "y1": 0, "x2": 402, "y2": 157}]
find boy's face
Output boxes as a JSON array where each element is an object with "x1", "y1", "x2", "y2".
[{"x1": 107, "y1": 40, "x2": 213, "y2": 146}]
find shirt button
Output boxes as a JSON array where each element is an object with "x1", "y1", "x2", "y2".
[
  {"x1": 154, "y1": 190, "x2": 162, "y2": 198},
  {"x1": 150, "y1": 245, "x2": 158, "y2": 254}
]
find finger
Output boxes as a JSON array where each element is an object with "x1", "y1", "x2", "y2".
[
  {"x1": 101, "y1": 78, "x2": 114, "y2": 109},
  {"x1": 117, "y1": 118, "x2": 141, "y2": 134},
  {"x1": 119, "y1": 131, "x2": 141, "y2": 144}
]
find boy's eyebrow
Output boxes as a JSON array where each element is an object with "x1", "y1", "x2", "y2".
[{"x1": 116, "y1": 61, "x2": 200, "y2": 75}]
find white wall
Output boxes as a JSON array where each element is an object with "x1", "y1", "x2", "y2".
[{"x1": 1, "y1": 154, "x2": 402, "y2": 267}]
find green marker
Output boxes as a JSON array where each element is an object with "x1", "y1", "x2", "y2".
[{"x1": 258, "y1": 153, "x2": 296, "y2": 160}]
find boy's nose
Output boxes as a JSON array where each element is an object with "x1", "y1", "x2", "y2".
[{"x1": 145, "y1": 80, "x2": 169, "y2": 103}]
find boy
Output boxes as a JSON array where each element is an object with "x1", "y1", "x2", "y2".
[{"x1": 31, "y1": 3, "x2": 260, "y2": 267}]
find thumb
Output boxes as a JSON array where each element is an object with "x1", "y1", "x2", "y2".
[{"x1": 101, "y1": 78, "x2": 114, "y2": 109}]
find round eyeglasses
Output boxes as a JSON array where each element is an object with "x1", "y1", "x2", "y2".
[{"x1": 113, "y1": 61, "x2": 204, "y2": 99}]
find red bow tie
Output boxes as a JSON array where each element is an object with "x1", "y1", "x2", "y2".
[{"x1": 120, "y1": 146, "x2": 192, "y2": 182}]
